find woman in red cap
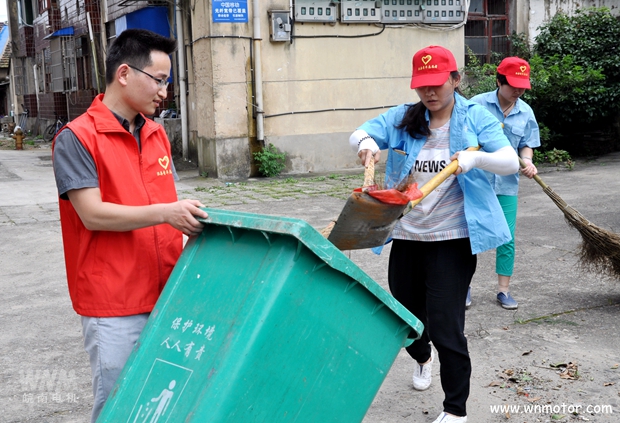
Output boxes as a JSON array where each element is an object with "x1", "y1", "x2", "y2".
[
  {"x1": 469, "y1": 57, "x2": 540, "y2": 310},
  {"x1": 349, "y1": 45, "x2": 519, "y2": 423}
]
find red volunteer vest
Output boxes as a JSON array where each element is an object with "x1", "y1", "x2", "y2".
[{"x1": 54, "y1": 94, "x2": 182, "y2": 317}]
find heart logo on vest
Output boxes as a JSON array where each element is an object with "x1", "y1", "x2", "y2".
[
  {"x1": 422, "y1": 55, "x2": 432, "y2": 65},
  {"x1": 158, "y1": 156, "x2": 170, "y2": 170}
]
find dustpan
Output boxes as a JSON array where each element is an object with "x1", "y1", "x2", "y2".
[{"x1": 326, "y1": 147, "x2": 479, "y2": 250}]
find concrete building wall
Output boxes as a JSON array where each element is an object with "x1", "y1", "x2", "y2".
[
  {"x1": 263, "y1": 24, "x2": 462, "y2": 176},
  {"x1": 528, "y1": 0, "x2": 620, "y2": 43},
  {"x1": 188, "y1": 1, "x2": 465, "y2": 179},
  {"x1": 511, "y1": 0, "x2": 531, "y2": 37}
]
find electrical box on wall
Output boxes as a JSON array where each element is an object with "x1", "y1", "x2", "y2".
[
  {"x1": 380, "y1": 0, "x2": 466, "y2": 24},
  {"x1": 294, "y1": 0, "x2": 338, "y2": 23},
  {"x1": 269, "y1": 10, "x2": 292, "y2": 42},
  {"x1": 340, "y1": 0, "x2": 382, "y2": 23}
]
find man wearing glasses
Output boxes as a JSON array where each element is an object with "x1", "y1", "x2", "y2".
[{"x1": 51, "y1": 28, "x2": 208, "y2": 422}]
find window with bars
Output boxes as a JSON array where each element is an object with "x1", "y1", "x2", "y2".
[
  {"x1": 75, "y1": 36, "x2": 93, "y2": 91},
  {"x1": 49, "y1": 36, "x2": 78, "y2": 93},
  {"x1": 464, "y1": 0, "x2": 509, "y2": 64},
  {"x1": 62, "y1": 37, "x2": 77, "y2": 92}
]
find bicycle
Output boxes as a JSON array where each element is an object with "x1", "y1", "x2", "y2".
[{"x1": 43, "y1": 116, "x2": 68, "y2": 142}]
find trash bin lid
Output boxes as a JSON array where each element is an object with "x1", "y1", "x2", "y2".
[{"x1": 198, "y1": 208, "x2": 423, "y2": 338}]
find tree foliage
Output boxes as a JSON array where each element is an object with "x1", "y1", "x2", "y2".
[
  {"x1": 460, "y1": 47, "x2": 498, "y2": 100},
  {"x1": 523, "y1": 54, "x2": 606, "y2": 127},
  {"x1": 531, "y1": 7, "x2": 620, "y2": 132}
]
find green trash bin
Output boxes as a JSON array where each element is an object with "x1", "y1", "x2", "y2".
[{"x1": 97, "y1": 209, "x2": 423, "y2": 423}]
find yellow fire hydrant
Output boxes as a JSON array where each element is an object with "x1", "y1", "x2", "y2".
[{"x1": 12, "y1": 127, "x2": 25, "y2": 150}]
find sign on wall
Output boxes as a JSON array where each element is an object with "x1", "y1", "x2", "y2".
[{"x1": 212, "y1": 1, "x2": 249, "y2": 23}]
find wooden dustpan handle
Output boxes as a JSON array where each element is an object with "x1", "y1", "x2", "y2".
[
  {"x1": 363, "y1": 160, "x2": 375, "y2": 188},
  {"x1": 320, "y1": 160, "x2": 375, "y2": 238}
]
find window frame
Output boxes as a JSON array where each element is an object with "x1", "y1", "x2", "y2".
[{"x1": 464, "y1": 0, "x2": 510, "y2": 64}]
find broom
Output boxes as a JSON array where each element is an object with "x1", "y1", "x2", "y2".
[{"x1": 522, "y1": 158, "x2": 620, "y2": 278}]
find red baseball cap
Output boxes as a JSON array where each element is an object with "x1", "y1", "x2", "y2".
[
  {"x1": 410, "y1": 45, "x2": 458, "y2": 89},
  {"x1": 497, "y1": 57, "x2": 531, "y2": 89}
]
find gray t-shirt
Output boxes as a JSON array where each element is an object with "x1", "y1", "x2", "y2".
[{"x1": 53, "y1": 112, "x2": 178, "y2": 200}]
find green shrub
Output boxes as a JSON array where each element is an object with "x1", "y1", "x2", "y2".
[
  {"x1": 533, "y1": 148, "x2": 574, "y2": 170},
  {"x1": 460, "y1": 47, "x2": 498, "y2": 99},
  {"x1": 524, "y1": 54, "x2": 606, "y2": 132},
  {"x1": 507, "y1": 31, "x2": 531, "y2": 61},
  {"x1": 530, "y1": 7, "x2": 620, "y2": 151},
  {"x1": 253, "y1": 143, "x2": 286, "y2": 177}
]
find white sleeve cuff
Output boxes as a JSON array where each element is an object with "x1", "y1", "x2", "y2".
[
  {"x1": 456, "y1": 146, "x2": 519, "y2": 175},
  {"x1": 349, "y1": 129, "x2": 380, "y2": 154}
]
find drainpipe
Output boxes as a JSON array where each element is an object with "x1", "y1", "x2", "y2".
[
  {"x1": 86, "y1": 12, "x2": 101, "y2": 94},
  {"x1": 33, "y1": 64, "x2": 40, "y2": 132},
  {"x1": 9, "y1": 56, "x2": 18, "y2": 122},
  {"x1": 175, "y1": 0, "x2": 189, "y2": 160},
  {"x1": 252, "y1": 0, "x2": 264, "y2": 144}
]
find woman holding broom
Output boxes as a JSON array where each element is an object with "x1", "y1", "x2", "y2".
[
  {"x1": 469, "y1": 56, "x2": 540, "y2": 310},
  {"x1": 349, "y1": 45, "x2": 518, "y2": 423}
]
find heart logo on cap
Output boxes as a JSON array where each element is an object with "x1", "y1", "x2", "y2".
[
  {"x1": 421, "y1": 55, "x2": 432, "y2": 65},
  {"x1": 158, "y1": 156, "x2": 170, "y2": 169},
  {"x1": 520, "y1": 66, "x2": 527, "y2": 73}
]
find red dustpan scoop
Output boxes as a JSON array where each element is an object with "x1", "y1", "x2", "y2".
[
  {"x1": 354, "y1": 182, "x2": 423, "y2": 205},
  {"x1": 323, "y1": 162, "x2": 423, "y2": 250}
]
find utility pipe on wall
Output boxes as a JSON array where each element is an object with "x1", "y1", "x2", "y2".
[
  {"x1": 33, "y1": 64, "x2": 40, "y2": 124},
  {"x1": 175, "y1": 0, "x2": 189, "y2": 160},
  {"x1": 86, "y1": 12, "x2": 101, "y2": 94},
  {"x1": 252, "y1": 0, "x2": 264, "y2": 143}
]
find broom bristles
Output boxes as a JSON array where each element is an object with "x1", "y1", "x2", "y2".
[{"x1": 543, "y1": 186, "x2": 620, "y2": 278}]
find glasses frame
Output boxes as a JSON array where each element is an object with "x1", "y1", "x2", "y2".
[{"x1": 127, "y1": 64, "x2": 169, "y2": 89}]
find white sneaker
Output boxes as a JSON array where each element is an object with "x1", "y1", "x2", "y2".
[
  {"x1": 412, "y1": 351, "x2": 433, "y2": 390},
  {"x1": 432, "y1": 412, "x2": 468, "y2": 423}
]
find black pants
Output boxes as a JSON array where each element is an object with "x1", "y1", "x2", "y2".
[{"x1": 388, "y1": 238, "x2": 476, "y2": 417}]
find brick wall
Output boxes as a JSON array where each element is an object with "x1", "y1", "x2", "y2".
[
  {"x1": 23, "y1": 94, "x2": 38, "y2": 118},
  {"x1": 37, "y1": 92, "x2": 61, "y2": 119},
  {"x1": 32, "y1": 15, "x2": 51, "y2": 54},
  {"x1": 68, "y1": 89, "x2": 98, "y2": 118},
  {"x1": 17, "y1": 27, "x2": 35, "y2": 58}
]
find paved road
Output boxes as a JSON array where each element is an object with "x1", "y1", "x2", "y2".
[{"x1": 1, "y1": 144, "x2": 619, "y2": 422}]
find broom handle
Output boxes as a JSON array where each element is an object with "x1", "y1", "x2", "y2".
[
  {"x1": 401, "y1": 146, "x2": 481, "y2": 216},
  {"x1": 519, "y1": 157, "x2": 549, "y2": 190}
]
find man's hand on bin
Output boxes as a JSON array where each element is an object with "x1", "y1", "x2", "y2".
[{"x1": 164, "y1": 200, "x2": 208, "y2": 237}]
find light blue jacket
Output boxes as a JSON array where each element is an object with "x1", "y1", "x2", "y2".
[
  {"x1": 471, "y1": 90, "x2": 540, "y2": 196},
  {"x1": 358, "y1": 93, "x2": 512, "y2": 255}
]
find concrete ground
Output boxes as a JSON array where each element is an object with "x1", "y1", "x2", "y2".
[{"x1": 1, "y1": 139, "x2": 619, "y2": 422}]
